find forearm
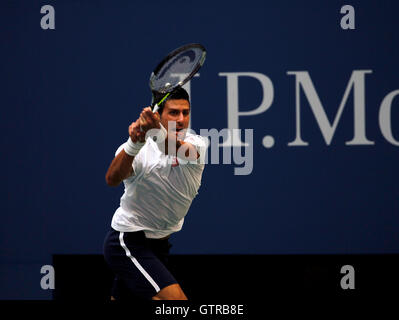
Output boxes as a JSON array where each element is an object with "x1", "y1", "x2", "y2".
[
  {"x1": 105, "y1": 108, "x2": 155, "y2": 186},
  {"x1": 105, "y1": 150, "x2": 134, "y2": 186}
]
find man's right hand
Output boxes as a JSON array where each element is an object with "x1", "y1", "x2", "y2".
[
  {"x1": 129, "y1": 119, "x2": 145, "y2": 143},
  {"x1": 129, "y1": 107, "x2": 161, "y2": 143}
]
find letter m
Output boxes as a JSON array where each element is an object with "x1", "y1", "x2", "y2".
[{"x1": 287, "y1": 70, "x2": 374, "y2": 146}]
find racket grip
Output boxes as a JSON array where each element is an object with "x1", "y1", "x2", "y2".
[{"x1": 152, "y1": 104, "x2": 160, "y2": 113}]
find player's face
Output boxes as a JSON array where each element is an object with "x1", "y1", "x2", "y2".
[{"x1": 160, "y1": 99, "x2": 190, "y2": 138}]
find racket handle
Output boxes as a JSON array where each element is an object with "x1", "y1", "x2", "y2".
[
  {"x1": 152, "y1": 92, "x2": 170, "y2": 113},
  {"x1": 152, "y1": 104, "x2": 160, "y2": 113}
]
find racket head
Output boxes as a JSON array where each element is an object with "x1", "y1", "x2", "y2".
[{"x1": 149, "y1": 43, "x2": 206, "y2": 96}]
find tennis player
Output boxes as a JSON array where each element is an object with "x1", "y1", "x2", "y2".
[{"x1": 103, "y1": 87, "x2": 207, "y2": 300}]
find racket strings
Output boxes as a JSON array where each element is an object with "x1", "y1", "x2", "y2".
[{"x1": 150, "y1": 46, "x2": 206, "y2": 94}]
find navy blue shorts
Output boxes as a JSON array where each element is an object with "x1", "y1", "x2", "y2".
[{"x1": 103, "y1": 228, "x2": 178, "y2": 300}]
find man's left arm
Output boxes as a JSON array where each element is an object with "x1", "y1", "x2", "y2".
[
  {"x1": 176, "y1": 140, "x2": 200, "y2": 161},
  {"x1": 176, "y1": 135, "x2": 208, "y2": 164}
]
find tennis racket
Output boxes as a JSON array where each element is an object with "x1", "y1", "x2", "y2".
[{"x1": 149, "y1": 43, "x2": 206, "y2": 113}]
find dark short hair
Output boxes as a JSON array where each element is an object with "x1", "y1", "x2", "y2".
[{"x1": 152, "y1": 87, "x2": 190, "y2": 114}]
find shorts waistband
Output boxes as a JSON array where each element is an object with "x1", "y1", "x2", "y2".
[{"x1": 112, "y1": 229, "x2": 170, "y2": 241}]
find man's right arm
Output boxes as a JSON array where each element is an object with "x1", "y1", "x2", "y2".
[
  {"x1": 105, "y1": 115, "x2": 147, "y2": 187},
  {"x1": 105, "y1": 107, "x2": 159, "y2": 187},
  {"x1": 105, "y1": 149, "x2": 135, "y2": 187}
]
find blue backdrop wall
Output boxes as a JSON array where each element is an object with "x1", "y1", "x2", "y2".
[{"x1": 0, "y1": 0, "x2": 398, "y2": 299}]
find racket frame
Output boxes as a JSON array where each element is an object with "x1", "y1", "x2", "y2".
[{"x1": 150, "y1": 43, "x2": 206, "y2": 113}]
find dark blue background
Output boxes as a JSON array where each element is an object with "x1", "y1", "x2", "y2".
[{"x1": 0, "y1": 0, "x2": 398, "y2": 299}]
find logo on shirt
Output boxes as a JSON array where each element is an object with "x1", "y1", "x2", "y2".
[{"x1": 171, "y1": 157, "x2": 179, "y2": 167}]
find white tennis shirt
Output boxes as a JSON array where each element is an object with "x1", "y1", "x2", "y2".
[{"x1": 111, "y1": 133, "x2": 208, "y2": 239}]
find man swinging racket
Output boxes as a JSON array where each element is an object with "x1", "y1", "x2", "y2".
[{"x1": 103, "y1": 87, "x2": 207, "y2": 300}]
